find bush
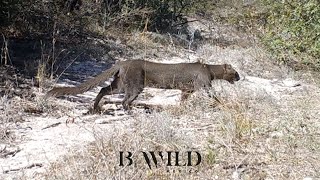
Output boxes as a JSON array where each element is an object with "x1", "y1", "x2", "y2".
[
  {"x1": 102, "y1": 0, "x2": 196, "y2": 32},
  {"x1": 0, "y1": 0, "x2": 23, "y2": 27},
  {"x1": 1, "y1": 0, "x2": 210, "y2": 38},
  {"x1": 263, "y1": 0, "x2": 320, "y2": 67}
]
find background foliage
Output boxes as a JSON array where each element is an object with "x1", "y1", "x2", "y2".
[
  {"x1": 263, "y1": 0, "x2": 320, "y2": 68},
  {"x1": 0, "y1": 0, "x2": 204, "y2": 37},
  {"x1": 1, "y1": 0, "x2": 319, "y2": 69}
]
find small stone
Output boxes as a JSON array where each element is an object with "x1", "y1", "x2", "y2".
[
  {"x1": 270, "y1": 131, "x2": 283, "y2": 138},
  {"x1": 232, "y1": 171, "x2": 240, "y2": 180},
  {"x1": 303, "y1": 177, "x2": 313, "y2": 180},
  {"x1": 282, "y1": 79, "x2": 301, "y2": 87}
]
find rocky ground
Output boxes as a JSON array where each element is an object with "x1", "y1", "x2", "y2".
[{"x1": 1, "y1": 18, "x2": 320, "y2": 179}]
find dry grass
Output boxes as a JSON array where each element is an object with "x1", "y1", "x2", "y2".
[
  {"x1": 1, "y1": 35, "x2": 11, "y2": 66},
  {"x1": 2, "y1": 73, "x2": 318, "y2": 179},
  {"x1": 0, "y1": 96, "x2": 14, "y2": 142},
  {"x1": 0, "y1": 93, "x2": 31, "y2": 144},
  {"x1": 43, "y1": 112, "x2": 202, "y2": 180},
  {"x1": 41, "y1": 71, "x2": 320, "y2": 179}
]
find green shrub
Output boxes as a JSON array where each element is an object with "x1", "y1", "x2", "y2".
[{"x1": 263, "y1": 0, "x2": 320, "y2": 67}]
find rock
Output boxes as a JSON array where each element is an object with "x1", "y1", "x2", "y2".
[{"x1": 282, "y1": 78, "x2": 301, "y2": 87}]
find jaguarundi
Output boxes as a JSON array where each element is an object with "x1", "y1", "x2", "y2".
[{"x1": 47, "y1": 60, "x2": 240, "y2": 112}]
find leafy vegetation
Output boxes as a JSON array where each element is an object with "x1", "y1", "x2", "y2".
[
  {"x1": 1, "y1": 0, "x2": 319, "y2": 70},
  {"x1": 202, "y1": 0, "x2": 320, "y2": 69},
  {"x1": 263, "y1": 0, "x2": 320, "y2": 68},
  {"x1": 0, "y1": 0, "x2": 208, "y2": 37}
]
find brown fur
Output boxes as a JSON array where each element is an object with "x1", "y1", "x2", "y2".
[{"x1": 47, "y1": 60, "x2": 240, "y2": 111}]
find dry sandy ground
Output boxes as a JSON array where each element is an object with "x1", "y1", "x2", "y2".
[{"x1": 1, "y1": 19, "x2": 320, "y2": 179}]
